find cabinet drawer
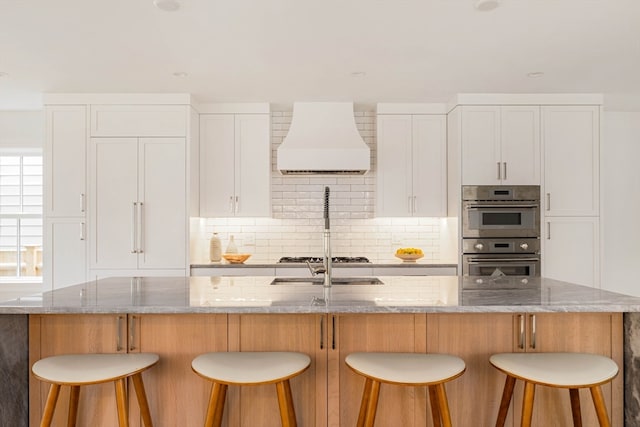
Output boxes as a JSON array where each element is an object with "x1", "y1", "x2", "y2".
[{"x1": 91, "y1": 105, "x2": 187, "y2": 137}]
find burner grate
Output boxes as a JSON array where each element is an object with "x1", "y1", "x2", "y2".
[{"x1": 277, "y1": 256, "x2": 370, "y2": 264}]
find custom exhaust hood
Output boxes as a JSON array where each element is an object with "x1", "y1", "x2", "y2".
[{"x1": 277, "y1": 102, "x2": 370, "y2": 175}]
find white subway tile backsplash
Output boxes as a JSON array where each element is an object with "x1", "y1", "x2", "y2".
[{"x1": 191, "y1": 110, "x2": 447, "y2": 264}]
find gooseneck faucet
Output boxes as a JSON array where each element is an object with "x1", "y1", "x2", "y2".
[{"x1": 322, "y1": 186, "x2": 332, "y2": 288}]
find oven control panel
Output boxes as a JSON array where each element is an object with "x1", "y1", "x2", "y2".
[{"x1": 462, "y1": 238, "x2": 540, "y2": 254}]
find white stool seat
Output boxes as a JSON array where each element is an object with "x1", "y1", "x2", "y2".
[
  {"x1": 490, "y1": 352, "x2": 618, "y2": 387},
  {"x1": 32, "y1": 353, "x2": 160, "y2": 385},
  {"x1": 345, "y1": 352, "x2": 466, "y2": 385},
  {"x1": 192, "y1": 351, "x2": 311, "y2": 384}
]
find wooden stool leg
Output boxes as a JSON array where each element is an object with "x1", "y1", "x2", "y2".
[
  {"x1": 205, "y1": 382, "x2": 227, "y2": 427},
  {"x1": 114, "y1": 378, "x2": 129, "y2": 427},
  {"x1": 435, "y1": 383, "x2": 453, "y2": 427},
  {"x1": 41, "y1": 383, "x2": 61, "y2": 427},
  {"x1": 276, "y1": 379, "x2": 297, "y2": 427},
  {"x1": 67, "y1": 385, "x2": 80, "y2": 427},
  {"x1": 131, "y1": 373, "x2": 154, "y2": 427},
  {"x1": 357, "y1": 378, "x2": 374, "y2": 427},
  {"x1": 428, "y1": 385, "x2": 442, "y2": 427},
  {"x1": 569, "y1": 388, "x2": 583, "y2": 427},
  {"x1": 590, "y1": 386, "x2": 611, "y2": 427},
  {"x1": 496, "y1": 375, "x2": 516, "y2": 427},
  {"x1": 520, "y1": 382, "x2": 536, "y2": 427},
  {"x1": 363, "y1": 380, "x2": 381, "y2": 427}
]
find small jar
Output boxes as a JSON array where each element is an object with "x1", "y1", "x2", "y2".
[{"x1": 209, "y1": 233, "x2": 222, "y2": 262}]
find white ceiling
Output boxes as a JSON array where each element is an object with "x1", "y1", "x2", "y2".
[{"x1": 1, "y1": 0, "x2": 639, "y2": 108}]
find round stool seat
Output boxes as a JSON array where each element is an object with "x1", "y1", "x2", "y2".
[
  {"x1": 345, "y1": 352, "x2": 466, "y2": 385},
  {"x1": 490, "y1": 352, "x2": 618, "y2": 388},
  {"x1": 192, "y1": 351, "x2": 311, "y2": 385},
  {"x1": 32, "y1": 353, "x2": 160, "y2": 385}
]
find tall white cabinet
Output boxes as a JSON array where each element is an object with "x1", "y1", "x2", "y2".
[
  {"x1": 44, "y1": 95, "x2": 193, "y2": 288},
  {"x1": 377, "y1": 108, "x2": 447, "y2": 217},
  {"x1": 199, "y1": 111, "x2": 270, "y2": 217}
]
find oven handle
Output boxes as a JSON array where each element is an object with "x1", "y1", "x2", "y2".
[
  {"x1": 465, "y1": 204, "x2": 539, "y2": 209},
  {"x1": 466, "y1": 258, "x2": 540, "y2": 263}
]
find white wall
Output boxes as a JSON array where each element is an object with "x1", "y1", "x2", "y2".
[
  {"x1": 601, "y1": 112, "x2": 640, "y2": 296},
  {"x1": 0, "y1": 110, "x2": 43, "y2": 148}
]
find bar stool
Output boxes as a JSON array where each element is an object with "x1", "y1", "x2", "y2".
[
  {"x1": 191, "y1": 351, "x2": 311, "y2": 427},
  {"x1": 490, "y1": 352, "x2": 619, "y2": 427},
  {"x1": 345, "y1": 352, "x2": 466, "y2": 427},
  {"x1": 32, "y1": 352, "x2": 159, "y2": 427}
]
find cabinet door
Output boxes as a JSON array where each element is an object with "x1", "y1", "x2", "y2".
[
  {"x1": 199, "y1": 115, "x2": 236, "y2": 217},
  {"x1": 43, "y1": 218, "x2": 86, "y2": 290},
  {"x1": 29, "y1": 314, "x2": 125, "y2": 427},
  {"x1": 229, "y1": 314, "x2": 327, "y2": 427},
  {"x1": 543, "y1": 106, "x2": 599, "y2": 216},
  {"x1": 520, "y1": 313, "x2": 621, "y2": 427},
  {"x1": 376, "y1": 115, "x2": 413, "y2": 217},
  {"x1": 131, "y1": 314, "x2": 228, "y2": 427},
  {"x1": 501, "y1": 106, "x2": 540, "y2": 185},
  {"x1": 90, "y1": 138, "x2": 138, "y2": 269},
  {"x1": 427, "y1": 313, "x2": 516, "y2": 427},
  {"x1": 461, "y1": 106, "x2": 501, "y2": 185},
  {"x1": 45, "y1": 105, "x2": 87, "y2": 217},
  {"x1": 330, "y1": 314, "x2": 427, "y2": 427},
  {"x1": 235, "y1": 114, "x2": 271, "y2": 217},
  {"x1": 542, "y1": 216, "x2": 599, "y2": 287},
  {"x1": 413, "y1": 115, "x2": 447, "y2": 216},
  {"x1": 138, "y1": 138, "x2": 186, "y2": 269}
]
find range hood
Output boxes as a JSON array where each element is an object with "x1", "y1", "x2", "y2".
[{"x1": 277, "y1": 102, "x2": 370, "y2": 175}]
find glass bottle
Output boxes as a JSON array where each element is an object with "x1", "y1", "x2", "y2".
[{"x1": 225, "y1": 235, "x2": 238, "y2": 254}]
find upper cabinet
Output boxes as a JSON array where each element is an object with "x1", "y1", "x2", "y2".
[
  {"x1": 461, "y1": 106, "x2": 540, "y2": 186},
  {"x1": 377, "y1": 114, "x2": 447, "y2": 217},
  {"x1": 44, "y1": 105, "x2": 87, "y2": 217},
  {"x1": 542, "y1": 106, "x2": 600, "y2": 216},
  {"x1": 90, "y1": 105, "x2": 187, "y2": 137},
  {"x1": 199, "y1": 113, "x2": 271, "y2": 217}
]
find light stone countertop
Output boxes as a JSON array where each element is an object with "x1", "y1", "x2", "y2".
[{"x1": 2, "y1": 276, "x2": 640, "y2": 314}]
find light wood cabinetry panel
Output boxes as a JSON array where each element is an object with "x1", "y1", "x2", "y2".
[
  {"x1": 29, "y1": 314, "x2": 125, "y2": 427},
  {"x1": 130, "y1": 314, "x2": 228, "y2": 427},
  {"x1": 426, "y1": 313, "x2": 516, "y2": 427},
  {"x1": 228, "y1": 314, "x2": 326, "y2": 427},
  {"x1": 329, "y1": 314, "x2": 428, "y2": 427},
  {"x1": 377, "y1": 114, "x2": 447, "y2": 217}
]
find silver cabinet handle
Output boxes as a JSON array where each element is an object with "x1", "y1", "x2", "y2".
[
  {"x1": 79, "y1": 222, "x2": 85, "y2": 241},
  {"x1": 320, "y1": 317, "x2": 324, "y2": 350},
  {"x1": 413, "y1": 196, "x2": 417, "y2": 214},
  {"x1": 546, "y1": 222, "x2": 551, "y2": 240},
  {"x1": 80, "y1": 193, "x2": 86, "y2": 213},
  {"x1": 235, "y1": 196, "x2": 239, "y2": 214},
  {"x1": 129, "y1": 315, "x2": 137, "y2": 351},
  {"x1": 546, "y1": 193, "x2": 551, "y2": 211},
  {"x1": 138, "y1": 202, "x2": 144, "y2": 254},
  {"x1": 229, "y1": 196, "x2": 234, "y2": 213},
  {"x1": 530, "y1": 314, "x2": 536, "y2": 350},
  {"x1": 131, "y1": 202, "x2": 138, "y2": 253},
  {"x1": 518, "y1": 314, "x2": 525, "y2": 349},
  {"x1": 116, "y1": 315, "x2": 124, "y2": 352},
  {"x1": 331, "y1": 315, "x2": 336, "y2": 350},
  {"x1": 503, "y1": 162, "x2": 507, "y2": 180},
  {"x1": 497, "y1": 162, "x2": 501, "y2": 180}
]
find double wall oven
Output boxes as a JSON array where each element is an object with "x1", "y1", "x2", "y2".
[{"x1": 461, "y1": 185, "x2": 541, "y2": 277}]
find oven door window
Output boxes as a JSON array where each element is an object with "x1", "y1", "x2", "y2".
[
  {"x1": 482, "y1": 211, "x2": 522, "y2": 226},
  {"x1": 466, "y1": 261, "x2": 538, "y2": 277}
]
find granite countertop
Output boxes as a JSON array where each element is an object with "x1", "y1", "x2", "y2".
[
  {"x1": 190, "y1": 262, "x2": 458, "y2": 268},
  {"x1": 2, "y1": 276, "x2": 640, "y2": 314}
]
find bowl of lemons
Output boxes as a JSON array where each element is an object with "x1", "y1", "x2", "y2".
[{"x1": 395, "y1": 248, "x2": 424, "y2": 263}]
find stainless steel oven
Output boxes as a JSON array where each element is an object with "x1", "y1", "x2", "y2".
[
  {"x1": 461, "y1": 186, "x2": 541, "y2": 277},
  {"x1": 462, "y1": 185, "x2": 540, "y2": 238}
]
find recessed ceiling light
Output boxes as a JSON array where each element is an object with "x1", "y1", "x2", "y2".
[
  {"x1": 351, "y1": 71, "x2": 367, "y2": 78},
  {"x1": 527, "y1": 71, "x2": 545, "y2": 79},
  {"x1": 153, "y1": 0, "x2": 181, "y2": 12},
  {"x1": 172, "y1": 71, "x2": 188, "y2": 77},
  {"x1": 475, "y1": 0, "x2": 500, "y2": 11}
]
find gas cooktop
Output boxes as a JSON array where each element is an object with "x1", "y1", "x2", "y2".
[{"x1": 277, "y1": 256, "x2": 371, "y2": 264}]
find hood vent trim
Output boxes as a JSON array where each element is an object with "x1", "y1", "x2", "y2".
[{"x1": 277, "y1": 102, "x2": 371, "y2": 175}]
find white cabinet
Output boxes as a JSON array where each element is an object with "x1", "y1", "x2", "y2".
[
  {"x1": 542, "y1": 217, "x2": 599, "y2": 287},
  {"x1": 44, "y1": 105, "x2": 87, "y2": 217},
  {"x1": 377, "y1": 114, "x2": 447, "y2": 217},
  {"x1": 43, "y1": 218, "x2": 86, "y2": 289},
  {"x1": 90, "y1": 105, "x2": 187, "y2": 137},
  {"x1": 199, "y1": 114, "x2": 270, "y2": 217},
  {"x1": 542, "y1": 106, "x2": 600, "y2": 216},
  {"x1": 461, "y1": 106, "x2": 540, "y2": 185},
  {"x1": 89, "y1": 137, "x2": 186, "y2": 271}
]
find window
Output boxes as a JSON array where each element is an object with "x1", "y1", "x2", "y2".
[{"x1": 0, "y1": 153, "x2": 43, "y2": 280}]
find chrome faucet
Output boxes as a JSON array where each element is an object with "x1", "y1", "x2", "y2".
[{"x1": 306, "y1": 187, "x2": 332, "y2": 287}]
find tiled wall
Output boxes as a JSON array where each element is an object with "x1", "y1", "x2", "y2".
[{"x1": 190, "y1": 110, "x2": 454, "y2": 264}]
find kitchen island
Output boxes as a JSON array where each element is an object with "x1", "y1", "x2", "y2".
[{"x1": 2, "y1": 276, "x2": 640, "y2": 426}]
